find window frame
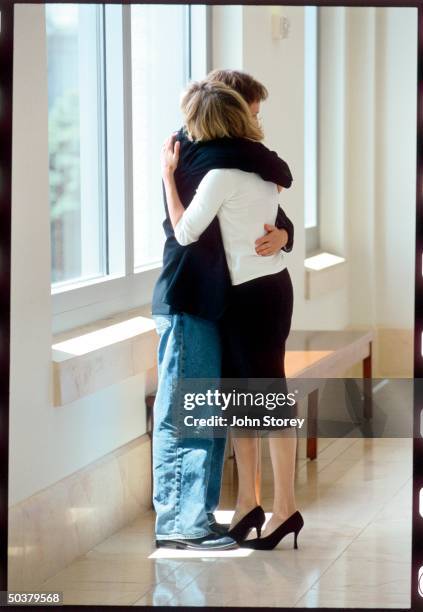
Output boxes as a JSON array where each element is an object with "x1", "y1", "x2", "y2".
[
  {"x1": 51, "y1": 4, "x2": 210, "y2": 334},
  {"x1": 304, "y1": 5, "x2": 321, "y2": 257}
]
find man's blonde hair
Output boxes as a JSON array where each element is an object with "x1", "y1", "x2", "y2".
[{"x1": 180, "y1": 80, "x2": 264, "y2": 142}]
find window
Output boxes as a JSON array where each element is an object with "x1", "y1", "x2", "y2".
[
  {"x1": 47, "y1": 5, "x2": 108, "y2": 285},
  {"x1": 47, "y1": 5, "x2": 208, "y2": 329},
  {"x1": 304, "y1": 6, "x2": 319, "y2": 255},
  {"x1": 131, "y1": 5, "x2": 190, "y2": 270}
]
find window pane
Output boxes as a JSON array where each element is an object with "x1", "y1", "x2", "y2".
[
  {"x1": 47, "y1": 4, "x2": 106, "y2": 285},
  {"x1": 304, "y1": 6, "x2": 318, "y2": 230},
  {"x1": 131, "y1": 5, "x2": 188, "y2": 270}
]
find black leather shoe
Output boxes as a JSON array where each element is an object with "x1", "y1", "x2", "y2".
[
  {"x1": 207, "y1": 512, "x2": 230, "y2": 536},
  {"x1": 156, "y1": 533, "x2": 238, "y2": 551}
]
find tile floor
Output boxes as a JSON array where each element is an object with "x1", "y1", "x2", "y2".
[{"x1": 36, "y1": 436, "x2": 412, "y2": 607}]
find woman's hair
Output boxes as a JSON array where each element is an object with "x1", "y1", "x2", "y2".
[
  {"x1": 206, "y1": 69, "x2": 268, "y2": 105},
  {"x1": 180, "y1": 80, "x2": 264, "y2": 142}
]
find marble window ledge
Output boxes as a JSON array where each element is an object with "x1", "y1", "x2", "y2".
[
  {"x1": 52, "y1": 305, "x2": 158, "y2": 406},
  {"x1": 304, "y1": 252, "x2": 347, "y2": 300}
]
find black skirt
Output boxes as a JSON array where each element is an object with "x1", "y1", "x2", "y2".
[{"x1": 220, "y1": 267, "x2": 295, "y2": 431}]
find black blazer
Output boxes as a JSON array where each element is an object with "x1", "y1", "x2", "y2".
[{"x1": 152, "y1": 128, "x2": 294, "y2": 321}]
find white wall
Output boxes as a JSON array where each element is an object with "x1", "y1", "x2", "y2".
[
  {"x1": 212, "y1": 5, "x2": 350, "y2": 330},
  {"x1": 9, "y1": 5, "x2": 147, "y2": 506},
  {"x1": 212, "y1": 6, "x2": 243, "y2": 70},
  {"x1": 211, "y1": 5, "x2": 417, "y2": 332},
  {"x1": 343, "y1": 7, "x2": 417, "y2": 329},
  {"x1": 373, "y1": 8, "x2": 417, "y2": 328},
  {"x1": 345, "y1": 8, "x2": 378, "y2": 327}
]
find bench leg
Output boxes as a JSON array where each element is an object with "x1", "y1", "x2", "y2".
[
  {"x1": 363, "y1": 342, "x2": 373, "y2": 420},
  {"x1": 307, "y1": 389, "x2": 318, "y2": 460}
]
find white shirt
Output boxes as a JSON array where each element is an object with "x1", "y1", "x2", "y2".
[{"x1": 174, "y1": 168, "x2": 286, "y2": 286}]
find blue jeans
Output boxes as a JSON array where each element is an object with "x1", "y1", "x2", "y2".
[{"x1": 153, "y1": 313, "x2": 227, "y2": 539}]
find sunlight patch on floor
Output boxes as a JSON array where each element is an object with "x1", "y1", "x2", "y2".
[{"x1": 149, "y1": 547, "x2": 254, "y2": 559}]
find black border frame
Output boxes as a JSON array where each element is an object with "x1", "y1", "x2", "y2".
[{"x1": 0, "y1": 1, "x2": 421, "y2": 610}]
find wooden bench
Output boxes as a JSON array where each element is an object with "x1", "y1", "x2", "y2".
[{"x1": 285, "y1": 329, "x2": 374, "y2": 460}]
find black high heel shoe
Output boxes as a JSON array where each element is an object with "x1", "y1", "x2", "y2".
[
  {"x1": 241, "y1": 510, "x2": 304, "y2": 550},
  {"x1": 228, "y1": 506, "x2": 266, "y2": 543}
]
